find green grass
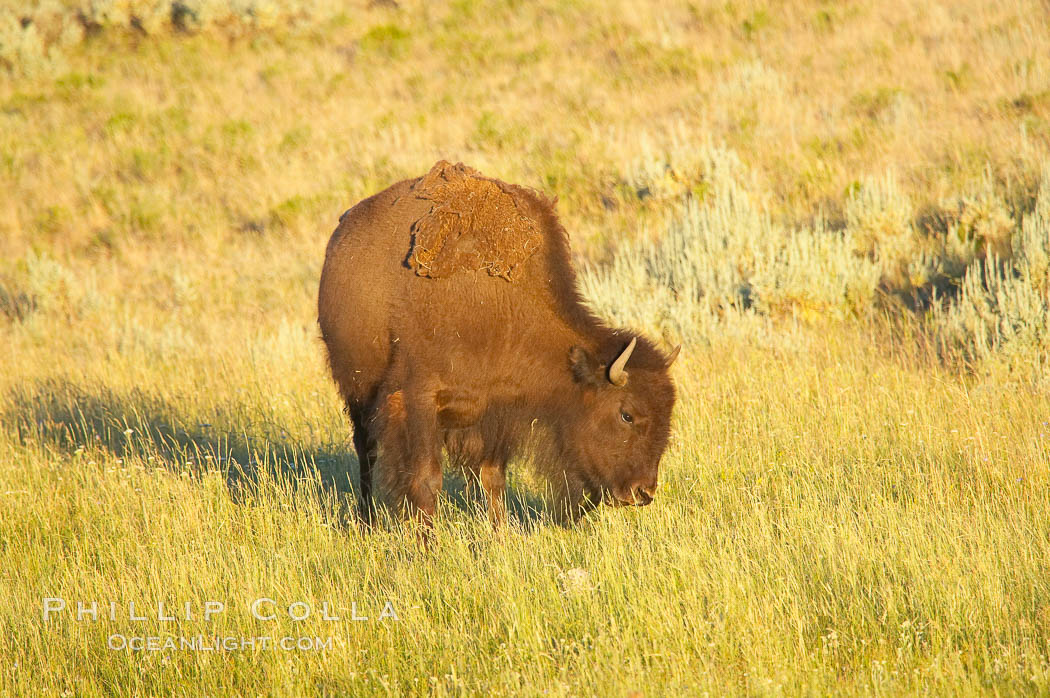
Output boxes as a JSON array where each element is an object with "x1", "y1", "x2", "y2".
[{"x1": 3, "y1": 324, "x2": 1049, "y2": 695}]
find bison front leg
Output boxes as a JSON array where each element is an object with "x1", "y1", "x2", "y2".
[
  {"x1": 372, "y1": 389, "x2": 440, "y2": 531},
  {"x1": 382, "y1": 389, "x2": 444, "y2": 528},
  {"x1": 405, "y1": 448, "x2": 442, "y2": 526}
]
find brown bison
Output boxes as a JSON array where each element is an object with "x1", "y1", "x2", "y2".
[{"x1": 318, "y1": 161, "x2": 679, "y2": 526}]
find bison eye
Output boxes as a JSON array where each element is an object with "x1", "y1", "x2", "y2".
[{"x1": 620, "y1": 410, "x2": 633, "y2": 424}]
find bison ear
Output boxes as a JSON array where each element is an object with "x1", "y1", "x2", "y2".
[{"x1": 568, "y1": 346, "x2": 603, "y2": 387}]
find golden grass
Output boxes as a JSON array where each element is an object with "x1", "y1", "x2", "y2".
[
  {"x1": 2, "y1": 1, "x2": 1050, "y2": 694},
  {"x1": 4, "y1": 323, "x2": 1050, "y2": 695}
]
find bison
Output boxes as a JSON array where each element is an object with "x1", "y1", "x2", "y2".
[{"x1": 318, "y1": 161, "x2": 679, "y2": 527}]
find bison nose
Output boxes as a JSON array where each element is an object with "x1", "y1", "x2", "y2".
[{"x1": 632, "y1": 484, "x2": 656, "y2": 506}]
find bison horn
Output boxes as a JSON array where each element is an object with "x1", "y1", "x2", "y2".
[
  {"x1": 666, "y1": 344, "x2": 681, "y2": 367},
  {"x1": 608, "y1": 337, "x2": 636, "y2": 387}
]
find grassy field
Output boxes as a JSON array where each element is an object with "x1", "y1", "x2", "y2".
[{"x1": 2, "y1": 1, "x2": 1050, "y2": 695}]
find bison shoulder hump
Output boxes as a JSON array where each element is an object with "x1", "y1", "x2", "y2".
[{"x1": 406, "y1": 160, "x2": 543, "y2": 281}]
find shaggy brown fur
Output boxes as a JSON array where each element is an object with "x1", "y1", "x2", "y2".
[
  {"x1": 318, "y1": 161, "x2": 679, "y2": 527},
  {"x1": 406, "y1": 161, "x2": 542, "y2": 280}
]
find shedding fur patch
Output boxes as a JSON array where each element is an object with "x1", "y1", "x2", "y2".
[{"x1": 407, "y1": 161, "x2": 542, "y2": 280}]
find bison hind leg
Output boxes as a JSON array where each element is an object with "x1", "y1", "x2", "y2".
[
  {"x1": 460, "y1": 459, "x2": 508, "y2": 529},
  {"x1": 347, "y1": 404, "x2": 377, "y2": 523},
  {"x1": 477, "y1": 461, "x2": 507, "y2": 529},
  {"x1": 445, "y1": 429, "x2": 484, "y2": 503}
]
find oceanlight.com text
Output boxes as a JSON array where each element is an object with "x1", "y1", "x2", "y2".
[{"x1": 107, "y1": 634, "x2": 337, "y2": 652}]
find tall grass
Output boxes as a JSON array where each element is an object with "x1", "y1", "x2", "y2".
[{"x1": 4, "y1": 322, "x2": 1049, "y2": 695}]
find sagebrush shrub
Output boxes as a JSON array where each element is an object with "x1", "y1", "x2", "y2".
[{"x1": 584, "y1": 144, "x2": 1049, "y2": 380}]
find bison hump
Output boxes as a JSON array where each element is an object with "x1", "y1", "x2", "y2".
[{"x1": 407, "y1": 161, "x2": 542, "y2": 281}]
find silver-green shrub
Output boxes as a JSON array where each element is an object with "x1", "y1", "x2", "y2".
[
  {"x1": 933, "y1": 170, "x2": 1050, "y2": 379},
  {"x1": 2, "y1": 0, "x2": 351, "y2": 74},
  {"x1": 583, "y1": 144, "x2": 1049, "y2": 379},
  {"x1": 581, "y1": 144, "x2": 881, "y2": 344}
]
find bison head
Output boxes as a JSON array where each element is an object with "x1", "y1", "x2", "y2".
[{"x1": 561, "y1": 335, "x2": 679, "y2": 509}]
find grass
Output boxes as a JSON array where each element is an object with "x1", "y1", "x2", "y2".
[
  {"x1": 2, "y1": 0, "x2": 1050, "y2": 694},
  {"x1": 4, "y1": 324, "x2": 1049, "y2": 695}
]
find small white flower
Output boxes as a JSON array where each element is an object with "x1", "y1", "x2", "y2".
[{"x1": 557, "y1": 567, "x2": 594, "y2": 595}]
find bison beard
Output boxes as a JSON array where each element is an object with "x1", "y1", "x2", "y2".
[{"x1": 318, "y1": 161, "x2": 679, "y2": 529}]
